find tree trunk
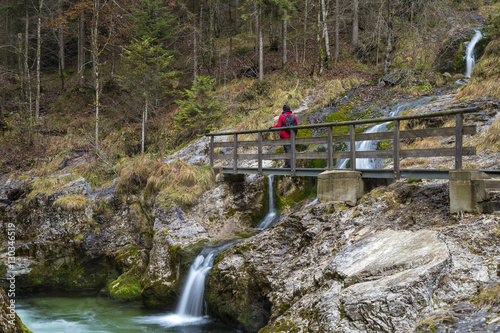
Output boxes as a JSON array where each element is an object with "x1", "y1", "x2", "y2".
[
  {"x1": 258, "y1": 4, "x2": 263, "y2": 82},
  {"x1": 25, "y1": 3, "x2": 33, "y2": 142},
  {"x1": 321, "y1": 0, "x2": 331, "y2": 66},
  {"x1": 209, "y1": 0, "x2": 214, "y2": 65},
  {"x1": 78, "y1": 6, "x2": 85, "y2": 87},
  {"x1": 229, "y1": 0, "x2": 233, "y2": 77},
  {"x1": 384, "y1": 0, "x2": 394, "y2": 74},
  {"x1": 36, "y1": 0, "x2": 43, "y2": 118},
  {"x1": 193, "y1": 28, "x2": 198, "y2": 81},
  {"x1": 352, "y1": 0, "x2": 359, "y2": 49},
  {"x1": 316, "y1": 1, "x2": 323, "y2": 75},
  {"x1": 92, "y1": 0, "x2": 100, "y2": 152},
  {"x1": 254, "y1": 1, "x2": 258, "y2": 63},
  {"x1": 282, "y1": 9, "x2": 287, "y2": 68},
  {"x1": 141, "y1": 97, "x2": 147, "y2": 154},
  {"x1": 334, "y1": 0, "x2": 339, "y2": 63},
  {"x1": 303, "y1": 0, "x2": 308, "y2": 64},
  {"x1": 58, "y1": 0, "x2": 65, "y2": 91},
  {"x1": 18, "y1": 34, "x2": 24, "y2": 104},
  {"x1": 235, "y1": 0, "x2": 239, "y2": 34}
]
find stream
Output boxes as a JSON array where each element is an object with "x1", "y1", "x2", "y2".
[{"x1": 16, "y1": 295, "x2": 237, "y2": 332}]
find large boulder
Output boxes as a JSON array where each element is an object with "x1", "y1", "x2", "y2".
[{"x1": 325, "y1": 230, "x2": 450, "y2": 332}]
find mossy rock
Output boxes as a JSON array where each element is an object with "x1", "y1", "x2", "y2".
[
  {"x1": 205, "y1": 247, "x2": 272, "y2": 332},
  {"x1": 141, "y1": 241, "x2": 206, "y2": 309},
  {"x1": 108, "y1": 269, "x2": 142, "y2": 301},
  {"x1": 275, "y1": 176, "x2": 317, "y2": 209},
  {"x1": 17, "y1": 258, "x2": 114, "y2": 293}
]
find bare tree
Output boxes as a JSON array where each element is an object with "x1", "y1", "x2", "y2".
[
  {"x1": 320, "y1": 0, "x2": 331, "y2": 65},
  {"x1": 91, "y1": 0, "x2": 100, "y2": 152},
  {"x1": 78, "y1": 2, "x2": 85, "y2": 87},
  {"x1": 258, "y1": 3, "x2": 263, "y2": 82},
  {"x1": 384, "y1": 0, "x2": 394, "y2": 74},
  {"x1": 35, "y1": 0, "x2": 43, "y2": 118},
  {"x1": 352, "y1": 0, "x2": 359, "y2": 49},
  {"x1": 282, "y1": 9, "x2": 287, "y2": 68}
]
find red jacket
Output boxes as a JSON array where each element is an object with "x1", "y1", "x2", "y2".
[{"x1": 272, "y1": 111, "x2": 298, "y2": 139}]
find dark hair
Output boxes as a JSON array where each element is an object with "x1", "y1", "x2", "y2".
[{"x1": 283, "y1": 104, "x2": 291, "y2": 113}]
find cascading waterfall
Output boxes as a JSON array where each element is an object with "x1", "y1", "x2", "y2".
[
  {"x1": 465, "y1": 29, "x2": 483, "y2": 78},
  {"x1": 142, "y1": 243, "x2": 234, "y2": 328},
  {"x1": 336, "y1": 95, "x2": 439, "y2": 170},
  {"x1": 256, "y1": 175, "x2": 277, "y2": 229},
  {"x1": 175, "y1": 249, "x2": 216, "y2": 317}
]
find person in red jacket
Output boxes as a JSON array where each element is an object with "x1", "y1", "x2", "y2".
[{"x1": 269, "y1": 104, "x2": 298, "y2": 168}]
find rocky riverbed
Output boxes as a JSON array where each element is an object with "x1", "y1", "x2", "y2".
[{"x1": 0, "y1": 93, "x2": 499, "y2": 332}]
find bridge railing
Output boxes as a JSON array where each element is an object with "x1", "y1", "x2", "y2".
[{"x1": 205, "y1": 107, "x2": 479, "y2": 178}]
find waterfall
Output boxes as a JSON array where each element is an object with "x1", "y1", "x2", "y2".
[
  {"x1": 256, "y1": 175, "x2": 277, "y2": 229},
  {"x1": 336, "y1": 95, "x2": 438, "y2": 170},
  {"x1": 176, "y1": 249, "x2": 216, "y2": 317},
  {"x1": 465, "y1": 29, "x2": 483, "y2": 78},
  {"x1": 141, "y1": 243, "x2": 234, "y2": 328}
]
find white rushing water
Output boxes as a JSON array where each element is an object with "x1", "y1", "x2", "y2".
[
  {"x1": 138, "y1": 243, "x2": 235, "y2": 329},
  {"x1": 336, "y1": 95, "x2": 439, "y2": 170},
  {"x1": 256, "y1": 175, "x2": 277, "y2": 229},
  {"x1": 465, "y1": 29, "x2": 483, "y2": 78}
]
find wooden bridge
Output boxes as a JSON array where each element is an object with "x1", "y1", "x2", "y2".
[{"x1": 206, "y1": 106, "x2": 500, "y2": 213}]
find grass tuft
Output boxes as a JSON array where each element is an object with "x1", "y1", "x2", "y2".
[
  {"x1": 53, "y1": 194, "x2": 92, "y2": 211},
  {"x1": 115, "y1": 156, "x2": 215, "y2": 208}
]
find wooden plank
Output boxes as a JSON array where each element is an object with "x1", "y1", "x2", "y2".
[
  {"x1": 291, "y1": 130, "x2": 296, "y2": 176},
  {"x1": 401, "y1": 147, "x2": 475, "y2": 158},
  {"x1": 210, "y1": 136, "x2": 214, "y2": 168},
  {"x1": 258, "y1": 132, "x2": 263, "y2": 175},
  {"x1": 214, "y1": 152, "x2": 329, "y2": 161},
  {"x1": 456, "y1": 113, "x2": 463, "y2": 170},
  {"x1": 206, "y1": 107, "x2": 478, "y2": 137},
  {"x1": 212, "y1": 126, "x2": 477, "y2": 148},
  {"x1": 393, "y1": 120, "x2": 400, "y2": 180},
  {"x1": 213, "y1": 147, "x2": 475, "y2": 162},
  {"x1": 350, "y1": 124, "x2": 356, "y2": 170},
  {"x1": 327, "y1": 127, "x2": 333, "y2": 170},
  {"x1": 233, "y1": 134, "x2": 238, "y2": 174}
]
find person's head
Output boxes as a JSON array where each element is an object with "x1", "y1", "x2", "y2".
[{"x1": 283, "y1": 104, "x2": 291, "y2": 113}]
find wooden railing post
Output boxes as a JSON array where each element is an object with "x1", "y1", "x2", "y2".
[
  {"x1": 210, "y1": 135, "x2": 214, "y2": 168},
  {"x1": 455, "y1": 113, "x2": 463, "y2": 170},
  {"x1": 258, "y1": 132, "x2": 263, "y2": 175},
  {"x1": 393, "y1": 120, "x2": 400, "y2": 180},
  {"x1": 291, "y1": 130, "x2": 296, "y2": 176},
  {"x1": 233, "y1": 134, "x2": 238, "y2": 174},
  {"x1": 350, "y1": 124, "x2": 356, "y2": 170},
  {"x1": 327, "y1": 127, "x2": 333, "y2": 170}
]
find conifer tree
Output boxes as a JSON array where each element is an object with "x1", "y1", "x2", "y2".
[{"x1": 118, "y1": 37, "x2": 176, "y2": 154}]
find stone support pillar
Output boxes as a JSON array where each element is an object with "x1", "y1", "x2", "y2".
[
  {"x1": 318, "y1": 170, "x2": 364, "y2": 203},
  {"x1": 449, "y1": 171, "x2": 487, "y2": 213}
]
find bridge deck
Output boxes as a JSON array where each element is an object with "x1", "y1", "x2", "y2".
[
  {"x1": 207, "y1": 107, "x2": 500, "y2": 180},
  {"x1": 219, "y1": 167, "x2": 500, "y2": 179}
]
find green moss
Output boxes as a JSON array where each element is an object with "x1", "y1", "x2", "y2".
[
  {"x1": 276, "y1": 176, "x2": 317, "y2": 209},
  {"x1": 259, "y1": 320, "x2": 298, "y2": 333},
  {"x1": 108, "y1": 270, "x2": 142, "y2": 301},
  {"x1": 377, "y1": 140, "x2": 391, "y2": 151},
  {"x1": 19, "y1": 260, "x2": 113, "y2": 292},
  {"x1": 279, "y1": 302, "x2": 290, "y2": 314}
]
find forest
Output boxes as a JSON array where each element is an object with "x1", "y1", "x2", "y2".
[{"x1": 0, "y1": 0, "x2": 498, "y2": 178}]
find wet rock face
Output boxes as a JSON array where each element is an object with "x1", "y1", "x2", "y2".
[
  {"x1": 0, "y1": 287, "x2": 31, "y2": 333},
  {"x1": 207, "y1": 180, "x2": 500, "y2": 333},
  {"x1": 325, "y1": 230, "x2": 451, "y2": 332}
]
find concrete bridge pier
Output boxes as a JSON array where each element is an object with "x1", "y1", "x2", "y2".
[
  {"x1": 449, "y1": 171, "x2": 500, "y2": 214},
  {"x1": 318, "y1": 170, "x2": 364, "y2": 203}
]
